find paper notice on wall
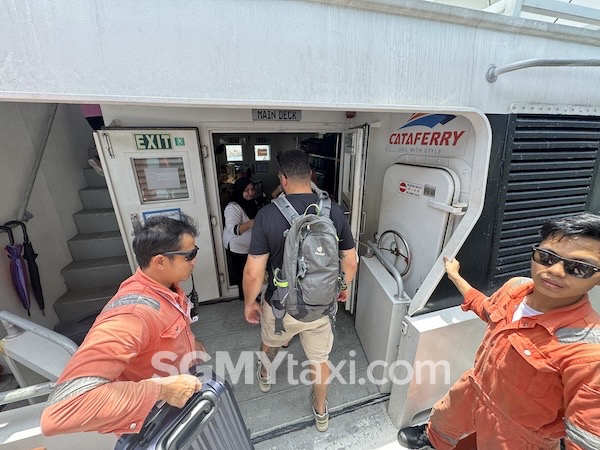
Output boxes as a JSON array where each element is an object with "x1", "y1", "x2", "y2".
[{"x1": 145, "y1": 167, "x2": 180, "y2": 190}]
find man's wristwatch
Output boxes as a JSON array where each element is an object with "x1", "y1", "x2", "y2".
[{"x1": 339, "y1": 279, "x2": 348, "y2": 291}]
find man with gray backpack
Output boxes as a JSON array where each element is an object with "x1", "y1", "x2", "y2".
[{"x1": 243, "y1": 150, "x2": 357, "y2": 432}]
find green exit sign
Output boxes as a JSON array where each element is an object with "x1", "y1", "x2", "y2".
[
  {"x1": 134, "y1": 134, "x2": 172, "y2": 150},
  {"x1": 174, "y1": 137, "x2": 185, "y2": 146}
]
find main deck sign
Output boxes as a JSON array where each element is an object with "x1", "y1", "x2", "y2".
[
  {"x1": 387, "y1": 113, "x2": 470, "y2": 156},
  {"x1": 252, "y1": 109, "x2": 302, "y2": 121}
]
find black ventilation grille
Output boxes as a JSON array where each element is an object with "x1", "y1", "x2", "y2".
[{"x1": 492, "y1": 115, "x2": 600, "y2": 283}]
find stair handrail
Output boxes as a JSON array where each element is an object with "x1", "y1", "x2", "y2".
[
  {"x1": 17, "y1": 103, "x2": 59, "y2": 222},
  {"x1": 0, "y1": 310, "x2": 78, "y2": 355}
]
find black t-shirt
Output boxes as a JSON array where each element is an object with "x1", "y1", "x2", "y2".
[{"x1": 248, "y1": 193, "x2": 355, "y2": 299}]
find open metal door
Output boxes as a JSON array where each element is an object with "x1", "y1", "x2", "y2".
[
  {"x1": 338, "y1": 124, "x2": 369, "y2": 313},
  {"x1": 94, "y1": 128, "x2": 220, "y2": 302}
]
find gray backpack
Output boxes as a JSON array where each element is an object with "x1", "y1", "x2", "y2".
[{"x1": 270, "y1": 190, "x2": 342, "y2": 334}]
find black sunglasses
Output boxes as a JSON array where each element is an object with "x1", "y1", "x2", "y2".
[
  {"x1": 162, "y1": 245, "x2": 199, "y2": 261},
  {"x1": 276, "y1": 154, "x2": 287, "y2": 178},
  {"x1": 531, "y1": 246, "x2": 600, "y2": 279}
]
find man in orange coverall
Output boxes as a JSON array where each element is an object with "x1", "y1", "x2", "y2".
[
  {"x1": 398, "y1": 213, "x2": 600, "y2": 449},
  {"x1": 41, "y1": 214, "x2": 205, "y2": 436}
]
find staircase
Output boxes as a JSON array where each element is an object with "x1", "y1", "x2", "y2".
[{"x1": 53, "y1": 166, "x2": 131, "y2": 324}]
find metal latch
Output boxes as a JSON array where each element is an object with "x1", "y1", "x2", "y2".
[
  {"x1": 427, "y1": 200, "x2": 468, "y2": 216},
  {"x1": 102, "y1": 133, "x2": 114, "y2": 158},
  {"x1": 401, "y1": 319, "x2": 409, "y2": 335}
]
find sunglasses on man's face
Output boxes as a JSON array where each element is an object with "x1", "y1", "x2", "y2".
[
  {"x1": 162, "y1": 245, "x2": 199, "y2": 261},
  {"x1": 531, "y1": 246, "x2": 600, "y2": 279}
]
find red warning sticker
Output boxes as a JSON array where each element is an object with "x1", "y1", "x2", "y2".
[{"x1": 398, "y1": 180, "x2": 423, "y2": 198}]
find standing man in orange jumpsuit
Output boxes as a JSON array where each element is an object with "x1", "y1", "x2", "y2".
[
  {"x1": 41, "y1": 214, "x2": 205, "y2": 436},
  {"x1": 398, "y1": 213, "x2": 600, "y2": 449}
]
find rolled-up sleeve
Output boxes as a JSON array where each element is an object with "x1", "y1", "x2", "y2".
[
  {"x1": 41, "y1": 378, "x2": 161, "y2": 435},
  {"x1": 41, "y1": 311, "x2": 162, "y2": 435}
]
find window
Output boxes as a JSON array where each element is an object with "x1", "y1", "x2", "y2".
[
  {"x1": 226, "y1": 144, "x2": 243, "y2": 162},
  {"x1": 254, "y1": 144, "x2": 271, "y2": 161},
  {"x1": 132, "y1": 157, "x2": 189, "y2": 203}
]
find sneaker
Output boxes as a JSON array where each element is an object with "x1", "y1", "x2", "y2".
[
  {"x1": 88, "y1": 158, "x2": 104, "y2": 177},
  {"x1": 256, "y1": 362, "x2": 271, "y2": 393},
  {"x1": 311, "y1": 396, "x2": 329, "y2": 432},
  {"x1": 397, "y1": 424, "x2": 433, "y2": 449}
]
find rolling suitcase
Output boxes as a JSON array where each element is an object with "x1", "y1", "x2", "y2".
[{"x1": 115, "y1": 371, "x2": 253, "y2": 450}]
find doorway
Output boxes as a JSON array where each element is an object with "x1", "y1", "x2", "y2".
[{"x1": 212, "y1": 132, "x2": 342, "y2": 297}]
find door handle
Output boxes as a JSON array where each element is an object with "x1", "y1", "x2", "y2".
[
  {"x1": 360, "y1": 211, "x2": 367, "y2": 235},
  {"x1": 427, "y1": 200, "x2": 466, "y2": 215}
]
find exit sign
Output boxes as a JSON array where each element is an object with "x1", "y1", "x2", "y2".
[{"x1": 134, "y1": 134, "x2": 172, "y2": 150}]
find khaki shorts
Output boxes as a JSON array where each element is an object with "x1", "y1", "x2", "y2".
[{"x1": 260, "y1": 299, "x2": 333, "y2": 363}]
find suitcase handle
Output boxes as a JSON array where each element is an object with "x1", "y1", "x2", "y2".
[{"x1": 165, "y1": 391, "x2": 218, "y2": 450}]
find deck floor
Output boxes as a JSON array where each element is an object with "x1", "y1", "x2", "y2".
[{"x1": 191, "y1": 298, "x2": 392, "y2": 447}]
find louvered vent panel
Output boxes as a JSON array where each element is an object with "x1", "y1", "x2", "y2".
[{"x1": 493, "y1": 115, "x2": 600, "y2": 283}]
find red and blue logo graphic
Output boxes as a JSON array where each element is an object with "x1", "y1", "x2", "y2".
[
  {"x1": 389, "y1": 113, "x2": 465, "y2": 147},
  {"x1": 399, "y1": 113, "x2": 456, "y2": 130}
]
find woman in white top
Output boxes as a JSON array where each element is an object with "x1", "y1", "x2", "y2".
[{"x1": 222, "y1": 177, "x2": 258, "y2": 301}]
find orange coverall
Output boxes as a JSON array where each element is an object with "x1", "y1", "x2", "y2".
[
  {"x1": 428, "y1": 277, "x2": 600, "y2": 450},
  {"x1": 41, "y1": 268, "x2": 196, "y2": 435}
]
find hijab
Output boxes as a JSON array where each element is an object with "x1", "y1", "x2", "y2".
[{"x1": 231, "y1": 177, "x2": 258, "y2": 219}]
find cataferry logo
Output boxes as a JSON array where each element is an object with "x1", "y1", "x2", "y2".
[
  {"x1": 399, "y1": 113, "x2": 456, "y2": 130},
  {"x1": 388, "y1": 113, "x2": 468, "y2": 154}
]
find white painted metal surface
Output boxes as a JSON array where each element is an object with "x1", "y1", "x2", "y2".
[
  {"x1": 355, "y1": 256, "x2": 410, "y2": 393},
  {"x1": 377, "y1": 164, "x2": 459, "y2": 298},
  {"x1": 388, "y1": 306, "x2": 486, "y2": 427},
  {"x1": 0, "y1": 403, "x2": 117, "y2": 449},
  {"x1": 94, "y1": 128, "x2": 220, "y2": 302},
  {"x1": 1, "y1": 1, "x2": 599, "y2": 113},
  {"x1": 338, "y1": 125, "x2": 369, "y2": 313}
]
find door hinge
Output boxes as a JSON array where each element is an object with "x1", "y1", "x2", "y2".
[
  {"x1": 102, "y1": 133, "x2": 115, "y2": 158},
  {"x1": 219, "y1": 273, "x2": 225, "y2": 283},
  {"x1": 210, "y1": 216, "x2": 217, "y2": 227},
  {"x1": 202, "y1": 145, "x2": 209, "y2": 159}
]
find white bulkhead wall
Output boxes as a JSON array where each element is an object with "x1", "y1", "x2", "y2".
[
  {"x1": 2, "y1": 0, "x2": 600, "y2": 112},
  {"x1": 101, "y1": 105, "x2": 490, "y2": 284}
]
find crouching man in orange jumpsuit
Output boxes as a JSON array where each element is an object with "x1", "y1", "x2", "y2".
[
  {"x1": 398, "y1": 212, "x2": 600, "y2": 450},
  {"x1": 41, "y1": 214, "x2": 206, "y2": 436}
]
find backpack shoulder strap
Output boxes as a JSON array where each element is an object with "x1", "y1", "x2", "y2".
[
  {"x1": 273, "y1": 195, "x2": 300, "y2": 225},
  {"x1": 315, "y1": 190, "x2": 332, "y2": 219}
]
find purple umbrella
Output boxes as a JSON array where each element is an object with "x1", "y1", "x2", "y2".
[
  {"x1": 1, "y1": 225, "x2": 30, "y2": 316},
  {"x1": 5, "y1": 221, "x2": 44, "y2": 316}
]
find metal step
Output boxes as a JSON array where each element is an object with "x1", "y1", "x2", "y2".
[
  {"x1": 53, "y1": 285, "x2": 120, "y2": 322},
  {"x1": 61, "y1": 256, "x2": 131, "y2": 290},
  {"x1": 73, "y1": 208, "x2": 119, "y2": 234},
  {"x1": 83, "y1": 167, "x2": 107, "y2": 188},
  {"x1": 79, "y1": 187, "x2": 113, "y2": 209},
  {"x1": 67, "y1": 231, "x2": 126, "y2": 260}
]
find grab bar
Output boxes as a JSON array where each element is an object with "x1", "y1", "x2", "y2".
[
  {"x1": 0, "y1": 382, "x2": 55, "y2": 406},
  {"x1": 366, "y1": 240, "x2": 407, "y2": 301},
  {"x1": 487, "y1": 58, "x2": 600, "y2": 82},
  {"x1": 0, "y1": 310, "x2": 78, "y2": 355}
]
